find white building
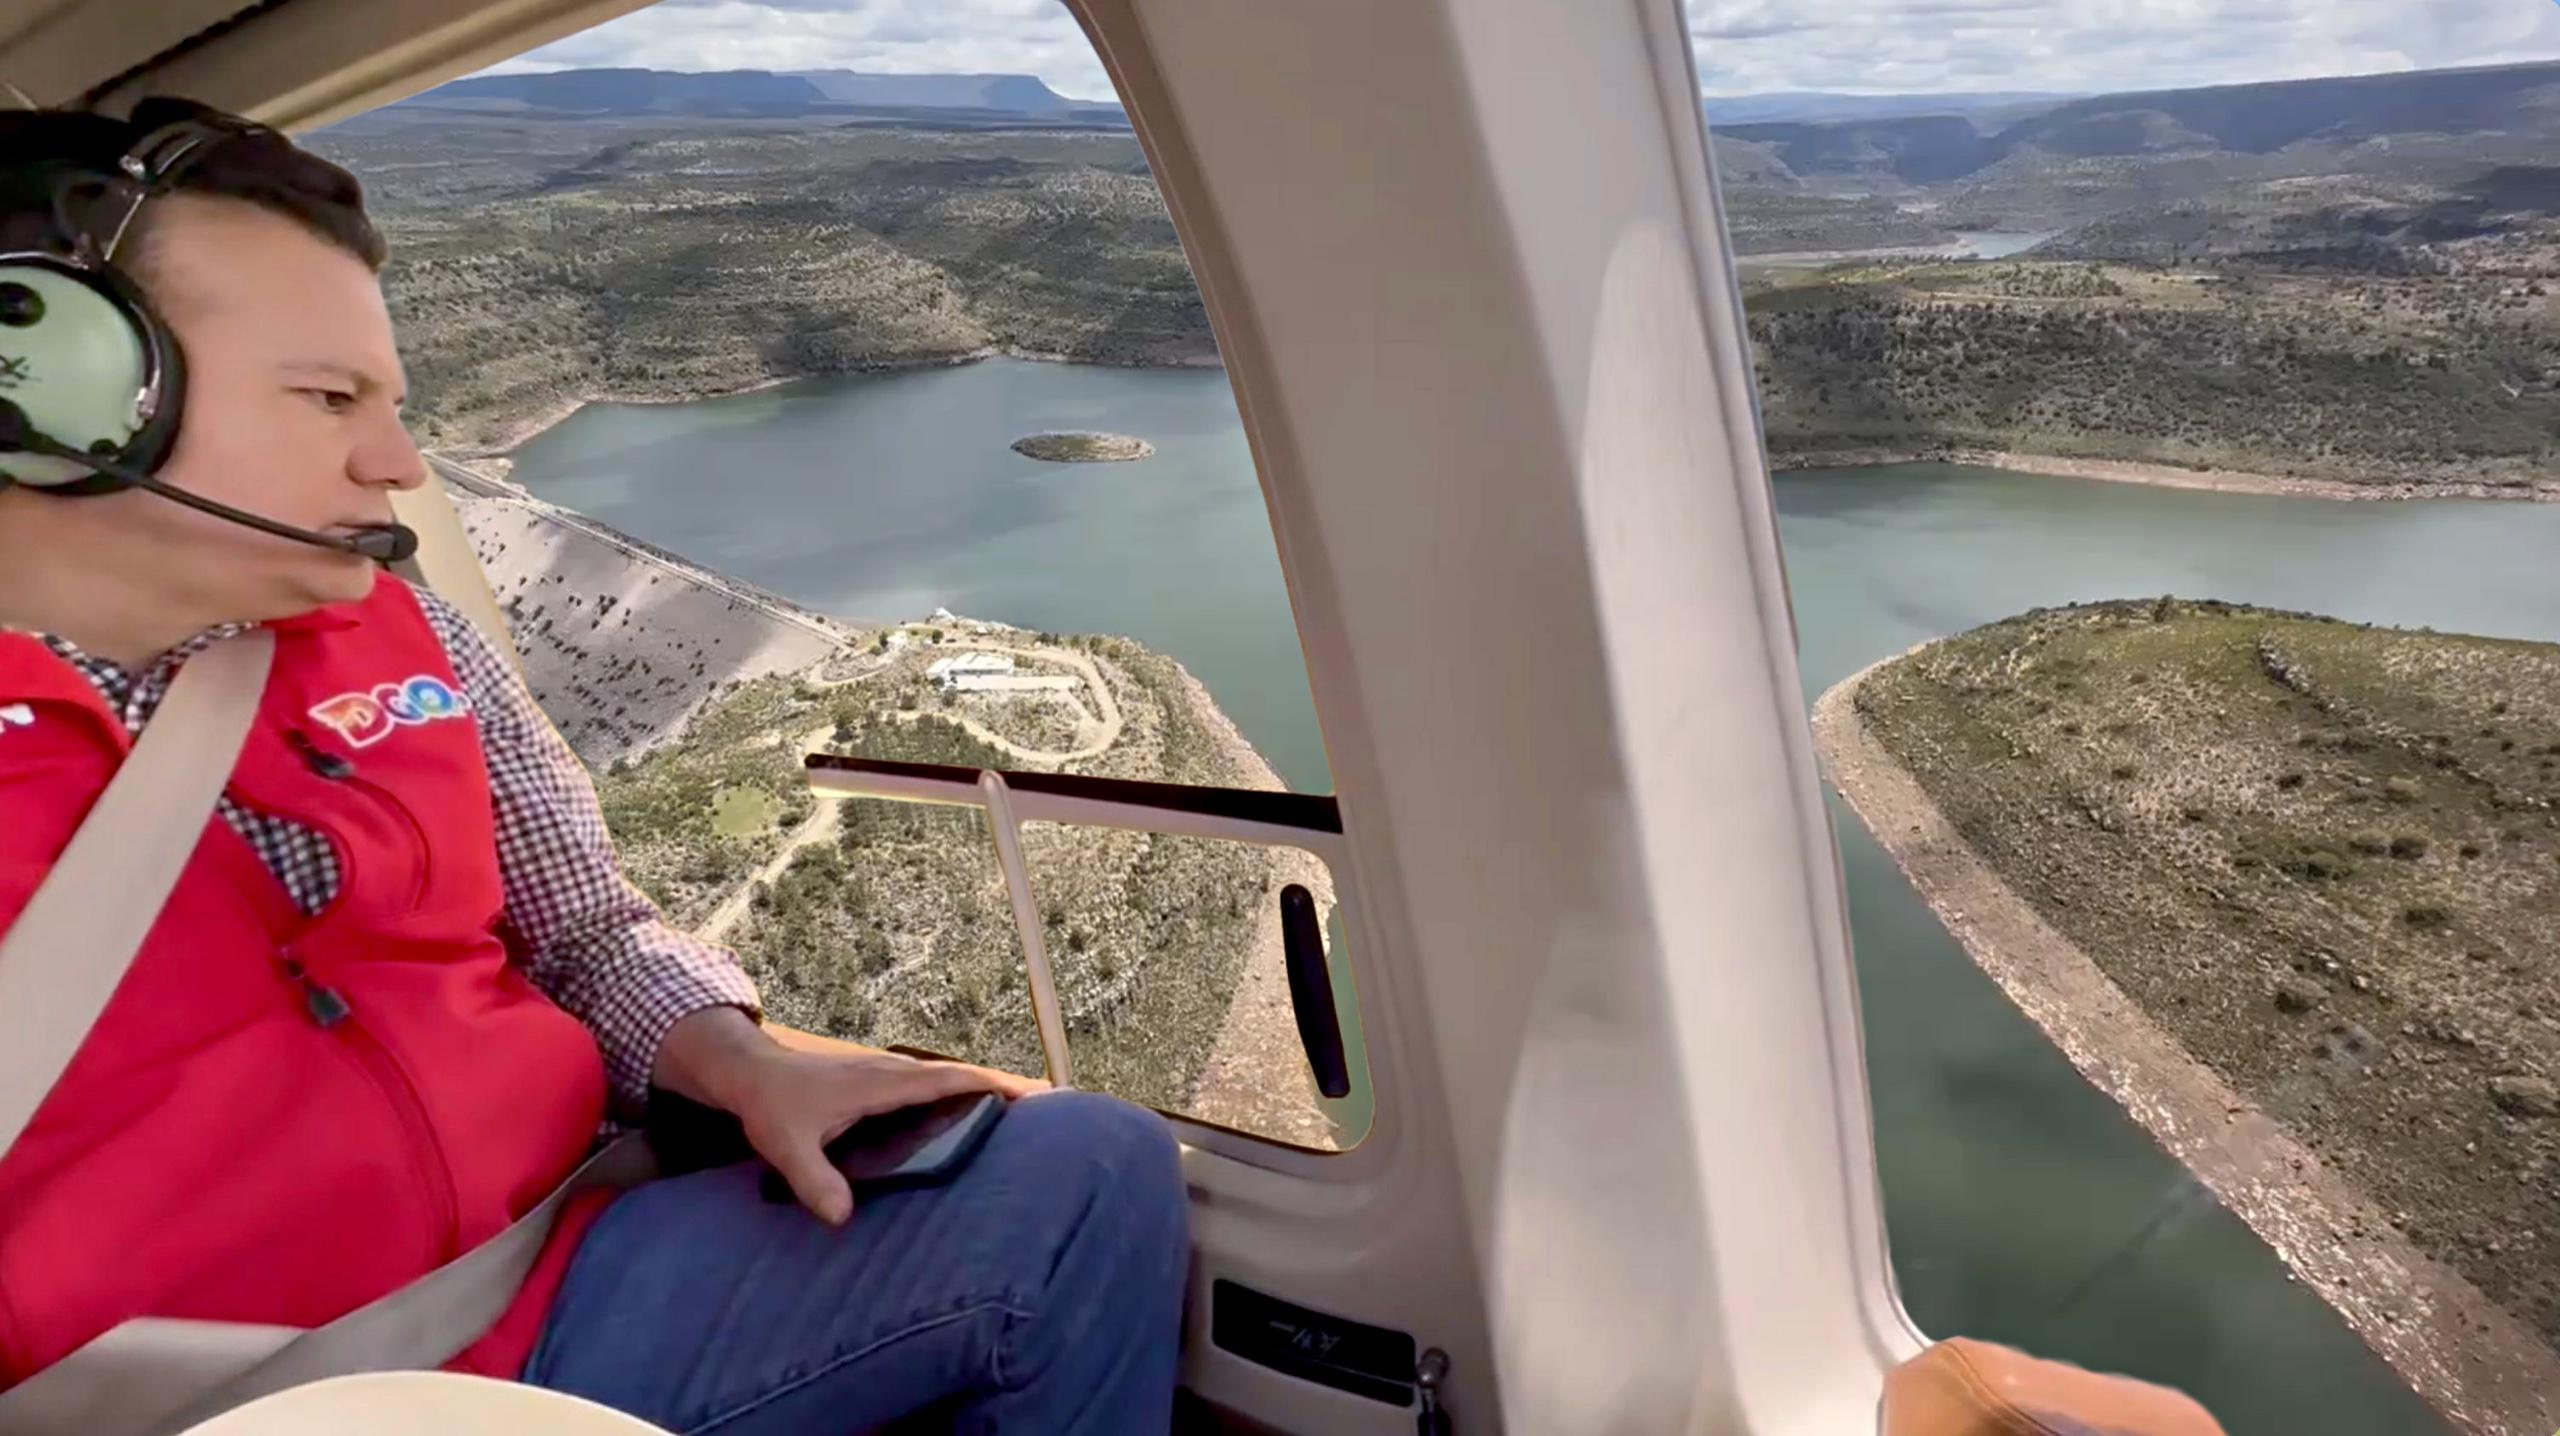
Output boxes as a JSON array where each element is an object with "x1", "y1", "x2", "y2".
[
  {"x1": 927, "y1": 652, "x2": 1017, "y2": 688},
  {"x1": 951, "y1": 674, "x2": 1079, "y2": 695}
]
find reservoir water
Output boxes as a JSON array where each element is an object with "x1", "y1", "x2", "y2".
[
  {"x1": 513, "y1": 359, "x2": 1328, "y2": 792},
  {"x1": 513, "y1": 357, "x2": 2560, "y2": 1433},
  {"x1": 1951, "y1": 228, "x2": 2059, "y2": 258}
]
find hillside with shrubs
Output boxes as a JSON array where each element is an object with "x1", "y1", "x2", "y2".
[{"x1": 1852, "y1": 599, "x2": 2560, "y2": 1346}]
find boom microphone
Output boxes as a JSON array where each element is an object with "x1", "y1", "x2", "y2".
[{"x1": 0, "y1": 401, "x2": 419, "y2": 563}]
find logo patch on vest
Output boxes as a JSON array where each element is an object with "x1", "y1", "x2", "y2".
[
  {"x1": 0, "y1": 702, "x2": 32, "y2": 731},
  {"x1": 307, "y1": 676, "x2": 471, "y2": 748}
]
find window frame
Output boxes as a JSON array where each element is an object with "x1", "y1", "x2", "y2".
[{"x1": 806, "y1": 751, "x2": 1389, "y2": 1173}]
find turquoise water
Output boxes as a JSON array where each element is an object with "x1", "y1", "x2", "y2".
[{"x1": 513, "y1": 361, "x2": 2560, "y2": 1433}]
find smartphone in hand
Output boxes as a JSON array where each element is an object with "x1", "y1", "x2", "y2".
[{"x1": 758, "y1": 1090, "x2": 1006, "y2": 1204}]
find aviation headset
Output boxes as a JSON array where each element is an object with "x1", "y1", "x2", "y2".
[
  {"x1": 0, "y1": 110, "x2": 253, "y2": 493},
  {"x1": 0, "y1": 105, "x2": 416, "y2": 561}
]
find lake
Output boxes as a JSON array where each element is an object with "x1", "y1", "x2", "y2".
[
  {"x1": 512, "y1": 358, "x2": 2560, "y2": 1434},
  {"x1": 513, "y1": 360, "x2": 1328, "y2": 792},
  {"x1": 1733, "y1": 229, "x2": 2059, "y2": 273}
]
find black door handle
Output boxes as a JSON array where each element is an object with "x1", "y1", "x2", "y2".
[{"x1": 1279, "y1": 882, "x2": 1351, "y2": 1099}]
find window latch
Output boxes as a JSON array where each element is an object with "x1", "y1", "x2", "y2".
[{"x1": 1415, "y1": 1347, "x2": 1450, "y2": 1435}]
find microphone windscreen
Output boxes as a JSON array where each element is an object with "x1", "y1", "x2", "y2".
[{"x1": 349, "y1": 524, "x2": 420, "y2": 563}]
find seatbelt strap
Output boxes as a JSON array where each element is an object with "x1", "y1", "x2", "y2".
[
  {"x1": 0, "y1": 628, "x2": 660, "y2": 1434},
  {"x1": 0, "y1": 628, "x2": 275, "y2": 1156},
  {"x1": 0, "y1": 1133, "x2": 656, "y2": 1436}
]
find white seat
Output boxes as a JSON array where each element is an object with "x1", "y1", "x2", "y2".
[{"x1": 175, "y1": 1372, "x2": 674, "y2": 1435}]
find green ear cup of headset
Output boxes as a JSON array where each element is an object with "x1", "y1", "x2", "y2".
[{"x1": 0, "y1": 252, "x2": 183, "y2": 493}]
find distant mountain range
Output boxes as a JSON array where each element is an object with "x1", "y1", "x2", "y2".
[
  {"x1": 403, "y1": 67, "x2": 1128, "y2": 126},
  {"x1": 1700, "y1": 90, "x2": 2072, "y2": 126},
  {"x1": 1714, "y1": 60, "x2": 2560, "y2": 184},
  {"x1": 402, "y1": 58, "x2": 2560, "y2": 184},
  {"x1": 427, "y1": 67, "x2": 2066, "y2": 131},
  {"x1": 788, "y1": 71, "x2": 1096, "y2": 113}
]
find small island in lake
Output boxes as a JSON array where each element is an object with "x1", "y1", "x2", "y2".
[{"x1": 1011, "y1": 431, "x2": 1154, "y2": 463}]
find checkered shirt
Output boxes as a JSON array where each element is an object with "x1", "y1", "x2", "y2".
[{"x1": 32, "y1": 586, "x2": 760, "y2": 1115}]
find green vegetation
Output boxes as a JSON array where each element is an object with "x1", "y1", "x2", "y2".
[
  {"x1": 1743, "y1": 259, "x2": 2557, "y2": 487},
  {"x1": 710, "y1": 784, "x2": 782, "y2": 837},
  {"x1": 1856, "y1": 600, "x2": 2560, "y2": 1343},
  {"x1": 1713, "y1": 185, "x2": 1950, "y2": 255},
  {"x1": 588, "y1": 624, "x2": 1290, "y2": 1126},
  {"x1": 595, "y1": 676, "x2": 815, "y2": 922},
  {"x1": 1027, "y1": 826, "x2": 1266, "y2": 1107},
  {"x1": 317, "y1": 119, "x2": 1213, "y2": 450},
  {"x1": 1083, "y1": 637, "x2": 1243, "y2": 790},
  {"x1": 750, "y1": 798, "x2": 1268, "y2": 1115},
  {"x1": 760, "y1": 802, "x2": 1031, "y2": 1072},
  {"x1": 826, "y1": 711, "x2": 1010, "y2": 770}
]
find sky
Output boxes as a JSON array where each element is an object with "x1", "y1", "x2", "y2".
[{"x1": 495, "y1": 0, "x2": 2560, "y2": 100}]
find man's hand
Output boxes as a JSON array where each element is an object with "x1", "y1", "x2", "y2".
[{"x1": 656, "y1": 1006, "x2": 1048, "y2": 1224}]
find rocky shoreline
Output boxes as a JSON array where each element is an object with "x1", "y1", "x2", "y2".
[
  {"x1": 1171, "y1": 662, "x2": 1339, "y2": 1149},
  {"x1": 1770, "y1": 447, "x2": 2560, "y2": 504},
  {"x1": 1812, "y1": 655, "x2": 2560, "y2": 1436},
  {"x1": 441, "y1": 352, "x2": 2553, "y2": 508},
  {"x1": 444, "y1": 347, "x2": 1225, "y2": 460}
]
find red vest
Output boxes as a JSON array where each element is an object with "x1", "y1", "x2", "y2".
[{"x1": 0, "y1": 577, "x2": 612, "y2": 1389}]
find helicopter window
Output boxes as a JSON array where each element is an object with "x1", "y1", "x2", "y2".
[
  {"x1": 1019, "y1": 821, "x2": 1372, "y2": 1151},
  {"x1": 323, "y1": 1, "x2": 1372, "y2": 1150},
  {"x1": 1690, "y1": 0, "x2": 2560, "y2": 1428}
]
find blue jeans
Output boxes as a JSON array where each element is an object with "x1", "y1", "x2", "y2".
[{"x1": 523, "y1": 1091, "x2": 1189, "y2": 1434}]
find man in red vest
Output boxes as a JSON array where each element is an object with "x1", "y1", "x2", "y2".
[{"x1": 0, "y1": 100, "x2": 1186, "y2": 1433}]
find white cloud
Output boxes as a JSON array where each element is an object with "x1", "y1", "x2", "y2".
[
  {"x1": 493, "y1": 0, "x2": 1114, "y2": 100},
  {"x1": 493, "y1": 0, "x2": 2560, "y2": 100}
]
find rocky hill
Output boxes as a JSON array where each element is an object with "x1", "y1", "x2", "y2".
[
  {"x1": 2032, "y1": 166, "x2": 2560, "y2": 268},
  {"x1": 1717, "y1": 60, "x2": 2560, "y2": 259},
  {"x1": 1716, "y1": 60, "x2": 2560, "y2": 191},
  {"x1": 2007, "y1": 62, "x2": 2560, "y2": 161},
  {"x1": 587, "y1": 615, "x2": 1345, "y2": 1148},
  {"x1": 1745, "y1": 259, "x2": 2557, "y2": 489},
  {"x1": 405, "y1": 66, "x2": 1126, "y2": 124},
  {"x1": 1843, "y1": 598, "x2": 2560, "y2": 1360},
  {"x1": 1701, "y1": 89, "x2": 2070, "y2": 127},
  {"x1": 315, "y1": 116, "x2": 1210, "y2": 451},
  {"x1": 318, "y1": 59, "x2": 2558, "y2": 489}
]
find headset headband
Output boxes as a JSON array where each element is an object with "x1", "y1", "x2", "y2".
[{"x1": 92, "y1": 113, "x2": 272, "y2": 264}]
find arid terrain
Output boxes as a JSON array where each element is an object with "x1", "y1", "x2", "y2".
[
  {"x1": 1831, "y1": 600, "x2": 2560, "y2": 1382},
  {"x1": 591, "y1": 619, "x2": 1342, "y2": 1148},
  {"x1": 321, "y1": 58, "x2": 2560, "y2": 490},
  {"x1": 442, "y1": 453, "x2": 1343, "y2": 1149},
  {"x1": 1746, "y1": 258, "x2": 2556, "y2": 490}
]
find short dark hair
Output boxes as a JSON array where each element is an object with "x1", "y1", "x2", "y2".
[{"x1": 0, "y1": 96, "x2": 386, "y2": 274}]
